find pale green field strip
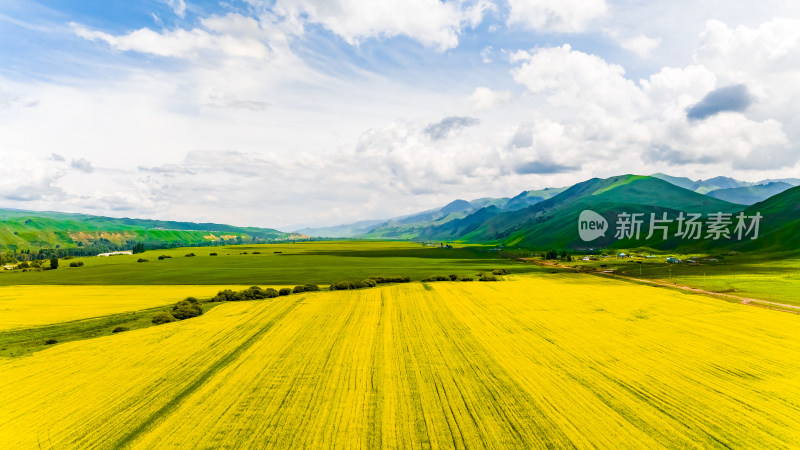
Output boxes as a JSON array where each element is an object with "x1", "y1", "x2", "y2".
[
  {"x1": 0, "y1": 285, "x2": 267, "y2": 330},
  {"x1": 1, "y1": 274, "x2": 798, "y2": 448}
]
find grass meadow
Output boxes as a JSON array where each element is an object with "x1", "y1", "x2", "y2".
[
  {"x1": 0, "y1": 241, "x2": 538, "y2": 286},
  {"x1": 1, "y1": 274, "x2": 798, "y2": 448},
  {"x1": 562, "y1": 250, "x2": 800, "y2": 306}
]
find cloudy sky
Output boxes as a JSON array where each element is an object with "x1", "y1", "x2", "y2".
[{"x1": 1, "y1": 0, "x2": 799, "y2": 230}]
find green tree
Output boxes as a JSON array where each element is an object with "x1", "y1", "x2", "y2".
[{"x1": 49, "y1": 258, "x2": 58, "y2": 270}]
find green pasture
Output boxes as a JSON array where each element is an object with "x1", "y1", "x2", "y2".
[
  {"x1": 566, "y1": 250, "x2": 800, "y2": 306},
  {"x1": 0, "y1": 241, "x2": 540, "y2": 286}
]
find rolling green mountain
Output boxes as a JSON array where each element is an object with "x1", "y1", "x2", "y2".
[
  {"x1": 733, "y1": 185, "x2": 800, "y2": 252},
  {"x1": 416, "y1": 175, "x2": 746, "y2": 250},
  {"x1": 0, "y1": 208, "x2": 292, "y2": 254},
  {"x1": 706, "y1": 182, "x2": 794, "y2": 205}
]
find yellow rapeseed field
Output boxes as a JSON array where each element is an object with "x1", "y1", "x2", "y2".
[
  {"x1": 0, "y1": 285, "x2": 256, "y2": 330},
  {"x1": 1, "y1": 274, "x2": 799, "y2": 448}
]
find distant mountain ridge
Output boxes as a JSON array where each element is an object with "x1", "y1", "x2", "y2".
[
  {"x1": 298, "y1": 174, "x2": 799, "y2": 252},
  {"x1": 651, "y1": 173, "x2": 799, "y2": 202},
  {"x1": 300, "y1": 187, "x2": 567, "y2": 239}
]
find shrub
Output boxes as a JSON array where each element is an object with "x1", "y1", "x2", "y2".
[
  {"x1": 211, "y1": 289, "x2": 245, "y2": 302},
  {"x1": 112, "y1": 326, "x2": 129, "y2": 333},
  {"x1": 209, "y1": 253, "x2": 218, "y2": 256},
  {"x1": 252, "y1": 251, "x2": 261, "y2": 254},
  {"x1": 368, "y1": 276, "x2": 410, "y2": 284},
  {"x1": 492, "y1": 269, "x2": 510, "y2": 275},
  {"x1": 278, "y1": 288, "x2": 292, "y2": 296},
  {"x1": 50, "y1": 258, "x2": 59, "y2": 270},
  {"x1": 172, "y1": 298, "x2": 203, "y2": 320},
  {"x1": 330, "y1": 280, "x2": 355, "y2": 290},
  {"x1": 18, "y1": 262, "x2": 30, "y2": 269},
  {"x1": 158, "y1": 255, "x2": 172, "y2": 260},
  {"x1": 185, "y1": 253, "x2": 196, "y2": 257},
  {"x1": 152, "y1": 312, "x2": 176, "y2": 324},
  {"x1": 45, "y1": 338, "x2": 58, "y2": 345},
  {"x1": 69, "y1": 261, "x2": 85, "y2": 267},
  {"x1": 459, "y1": 276, "x2": 474, "y2": 281},
  {"x1": 137, "y1": 258, "x2": 149, "y2": 263},
  {"x1": 293, "y1": 284, "x2": 320, "y2": 293},
  {"x1": 448, "y1": 274, "x2": 458, "y2": 281},
  {"x1": 242, "y1": 286, "x2": 267, "y2": 300},
  {"x1": 239, "y1": 286, "x2": 279, "y2": 300},
  {"x1": 425, "y1": 275, "x2": 451, "y2": 282},
  {"x1": 479, "y1": 275, "x2": 499, "y2": 282}
]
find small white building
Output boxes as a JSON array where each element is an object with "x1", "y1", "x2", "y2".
[{"x1": 97, "y1": 251, "x2": 134, "y2": 257}]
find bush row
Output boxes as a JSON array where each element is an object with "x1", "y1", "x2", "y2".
[{"x1": 329, "y1": 276, "x2": 411, "y2": 291}]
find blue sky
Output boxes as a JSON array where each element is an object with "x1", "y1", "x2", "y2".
[{"x1": 1, "y1": 0, "x2": 799, "y2": 229}]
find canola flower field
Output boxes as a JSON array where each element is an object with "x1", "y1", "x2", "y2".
[
  {"x1": 0, "y1": 285, "x2": 258, "y2": 330},
  {"x1": 1, "y1": 274, "x2": 799, "y2": 448}
]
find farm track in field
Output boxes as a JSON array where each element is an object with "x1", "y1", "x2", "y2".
[{"x1": 114, "y1": 296, "x2": 304, "y2": 448}]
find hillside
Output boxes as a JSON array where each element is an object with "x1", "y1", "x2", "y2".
[
  {"x1": 0, "y1": 208, "x2": 291, "y2": 255},
  {"x1": 706, "y1": 182, "x2": 794, "y2": 205},
  {"x1": 734, "y1": 185, "x2": 800, "y2": 251}
]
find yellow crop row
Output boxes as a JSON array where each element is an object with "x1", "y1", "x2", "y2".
[
  {"x1": 1, "y1": 274, "x2": 798, "y2": 448},
  {"x1": 0, "y1": 285, "x2": 259, "y2": 330}
]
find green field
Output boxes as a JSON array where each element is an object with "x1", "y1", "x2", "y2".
[
  {"x1": 0, "y1": 241, "x2": 538, "y2": 286},
  {"x1": 561, "y1": 250, "x2": 800, "y2": 306}
]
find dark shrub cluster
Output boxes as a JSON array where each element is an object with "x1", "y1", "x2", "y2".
[
  {"x1": 479, "y1": 275, "x2": 499, "y2": 282},
  {"x1": 278, "y1": 288, "x2": 292, "y2": 296},
  {"x1": 185, "y1": 253, "x2": 196, "y2": 257},
  {"x1": 293, "y1": 284, "x2": 320, "y2": 293},
  {"x1": 209, "y1": 252, "x2": 218, "y2": 256},
  {"x1": 152, "y1": 312, "x2": 176, "y2": 324},
  {"x1": 158, "y1": 255, "x2": 172, "y2": 260},
  {"x1": 137, "y1": 258, "x2": 149, "y2": 263},
  {"x1": 172, "y1": 297, "x2": 203, "y2": 320},
  {"x1": 211, "y1": 289, "x2": 244, "y2": 302},
  {"x1": 329, "y1": 275, "x2": 411, "y2": 291},
  {"x1": 369, "y1": 276, "x2": 411, "y2": 284},
  {"x1": 45, "y1": 338, "x2": 58, "y2": 345},
  {"x1": 330, "y1": 279, "x2": 376, "y2": 290},
  {"x1": 492, "y1": 269, "x2": 510, "y2": 275},
  {"x1": 212, "y1": 286, "x2": 279, "y2": 302},
  {"x1": 69, "y1": 261, "x2": 85, "y2": 267},
  {"x1": 242, "y1": 286, "x2": 279, "y2": 300},
  {"x1": 112, "y1": 326, "x2": 129, "y2": 333},
  {"x1": 423, "y1": 274, "x2": 476, "y2": 282}
]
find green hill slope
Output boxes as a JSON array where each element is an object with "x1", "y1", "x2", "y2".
[
  {"x1": 733, "y1": 185, "x2": 800, "y2": 251},
  {"x1": 0, "y1": 208, "x2": 291, "y2": 254}
]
